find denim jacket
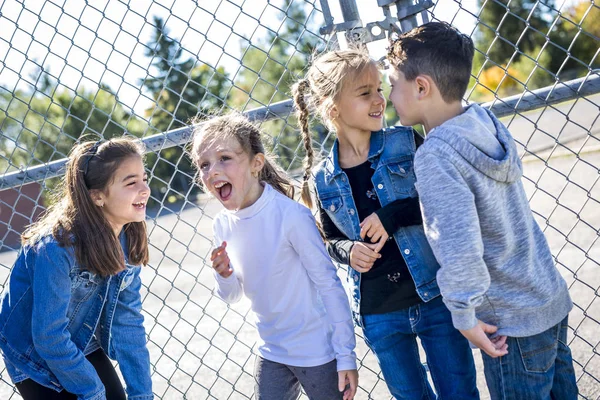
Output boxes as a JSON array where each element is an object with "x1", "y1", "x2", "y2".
[
  {"x1": 0, "y1": 233, "x2": 153, "y2": 400},
  {"x1": 312, "y1": 126, "x2": 440, "y2": 325}
]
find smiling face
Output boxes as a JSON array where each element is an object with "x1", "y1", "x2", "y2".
[
  {"x1": 197, "y1": 136, "x2": 265, "y2": 211},
  {"x1": 91, "y1": 155, "x2": 150, "y2": 235},
  {"x1": 331, "y1": 62, "x2": 386, "y2": 136}
]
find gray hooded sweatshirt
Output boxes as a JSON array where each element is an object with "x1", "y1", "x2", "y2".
[{"x1": 414, "y1": 104, "x2": 572, "y2": 337}]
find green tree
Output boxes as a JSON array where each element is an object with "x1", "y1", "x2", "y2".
[
  {"x1": 475, "y1": 0, "x2": 555, "y2": 67},
  {"x1": 229, "y1": 0, "x2": 324, "y2": 172},
  {"x1": 141, "y1": 16, "x2": 231, "y2": 202},
  {"x1": 471, "y1": 0, "x2": 599, "y2": 101},
  {"x1": 545, "y1": 0, "x2": 599, "y2": 78},
  {"x1": 0, "y1": 77, "x2": 144, "y2": 174}
]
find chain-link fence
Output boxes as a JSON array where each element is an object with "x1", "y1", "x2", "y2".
[{"x1": 0, "y1": 0, "x2": 598, "y2": 398}]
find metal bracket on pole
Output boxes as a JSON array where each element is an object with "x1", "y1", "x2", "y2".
[
  {"x1": 319, "y1": 0, "x2": 435, "y2": 47},
  {"x1": 379, "y1": 0, "x2": 434, "y2": 33},
  {"x1": 319, "y1": 0, "x2": 369, "y2": 47}
]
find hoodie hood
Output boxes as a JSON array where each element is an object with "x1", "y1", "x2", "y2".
[{"x1": 426, "y1": 104, "x2": 523, "y2": 183}]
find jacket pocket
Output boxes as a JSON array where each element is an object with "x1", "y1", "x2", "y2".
[
  {"x1": 385, "y1": 158, "x2": 417, "y2": 196},
  {"x1": 319, "y1": 195, "x2": 355, "y2": 238},
  {"x1": 516, "y1": 323, "x2": 560, "y2": 373},
  {"x1": 320, "y1": 195, "x2": 343, "y2": 214},
  {"x1": 70, "y1": 269, "x2": 99, "y2": 303}
]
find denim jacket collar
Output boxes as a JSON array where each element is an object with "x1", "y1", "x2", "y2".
[{"x1": 323, "y1": 130, "x2": 386, "y2": 184}]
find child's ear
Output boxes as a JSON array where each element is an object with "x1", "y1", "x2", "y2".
[
  {"x1": 252, "y1": 153, "x2": 266, "y2": 176},
  {"x1": 328, "y1": 105, "x2": 339, "y2": 121},
  {"x1": 89, "y1": 189, "x2": 105, "y2": 208},
  {"x1": 415, "y1": 75, "x2": 431, "y2": 99}
]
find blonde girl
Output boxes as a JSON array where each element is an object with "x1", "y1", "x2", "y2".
[{"x1": 293, "y1": 50, "x2": 479, "y2": 399}]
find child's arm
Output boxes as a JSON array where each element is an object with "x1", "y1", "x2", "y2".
[
  {"x1": 374, "y1": 197, "x2": 423, "y2": 233},
  {"x1": 415, "y1": 152, "x2": 488, "y2": 328},
  {"x1": 414, "y1": 152, "x2": 507, "y2": 357},
  {"x1": 211, "y1": 220, "x2": 243, "y2": 304},
  {"x1": 287, "y1": 205, "x2": 357, "y2": 372},
  {"x1": 360, "y1": 197, "x2": 423, "y2": 250},
  {"x1": 317, "y1": 198, "x2": 380, "y2": 273},
  {"x1": 30, "y1": 243, "x2": 105, "y2": 399},
  {"x1": 317, "y1": 201, "x2": 354, "y2": 264},
  {"x1": 110, "y1": 265, "x2": 153, "y2": 398}
]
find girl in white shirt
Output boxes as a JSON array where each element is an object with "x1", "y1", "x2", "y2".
[{"x1": 190, "y1": 113, "x2": 358, "y2": 400}]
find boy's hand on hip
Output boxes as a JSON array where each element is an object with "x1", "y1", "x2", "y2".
[
  {"x1": 350, "y1": 242, "x2": 381, "y2": 273},
  {"x1": 460, "y1": 321, "x2": 508, "y2": 358},
  {"x1": 359, "y1": 213, "x2": 389, "y2": 252},
  {"x1": 211, "y1": 241, "x2": 233, "y2": 278},
  {"x1": 338, "y1": 369, "x2": 358, "y2": 400}
]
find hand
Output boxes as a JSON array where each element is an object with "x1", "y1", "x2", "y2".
[
  {"x1": 338, "y1": 369, "x2": 358, "y2": 400},
  {"x1": 211, "y1": 241, "x2": 233, "y2": 278},
  {"x1": 349, "y1": 242, "x2": 381, "y2": 273},
  {"x1": 359, "y1": 213, "x2": 389, "y2": 252},
  {"x1": 459, "y1": 320, "x2": 508, "y2": 358}
]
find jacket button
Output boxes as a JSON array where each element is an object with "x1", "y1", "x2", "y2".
[
  {"x1": 377, "y1": 184, "x2": 383, "y2": 189},
  {"x1": 354, "y1": 275, "x2": 359, "y2": 282},
  {"x1": 349, "y1": 209, "x2": 355, "y2": 215},
  {"x1": 329, "y1": 204, "x2": 336, "y2": 212},
  {"x1": 404, "y1": 249, "x2": 411, "y2": 255},
  {"x1": 399, "y1": 167, "x2": 406, "y2": 174}
]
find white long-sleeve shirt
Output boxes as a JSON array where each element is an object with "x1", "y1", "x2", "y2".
[{"x1": 212, "y1": 183, "x2": 357, "y2": 371}]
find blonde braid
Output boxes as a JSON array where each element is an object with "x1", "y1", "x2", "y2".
[{"x1": 292, "y1": 79, "x2": 315, "y2": 208}]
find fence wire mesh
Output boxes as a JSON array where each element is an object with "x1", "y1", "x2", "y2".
[{"x1": 0, "y1": 0, "x2": 598, "y2": 399}]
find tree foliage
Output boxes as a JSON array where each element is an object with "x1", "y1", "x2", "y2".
[
  {"x1": 229, "y1": 0, "x2": 324, "y2": 171},
  {"x1": 140, "y1": 16, "x2": 231, "y2": 202},
  {"x1": 471, "y1": 0, "x2": 598, "y2": 101},
  {"x1": 0, "y1": 79, "x2": 143, "y2": 173}
]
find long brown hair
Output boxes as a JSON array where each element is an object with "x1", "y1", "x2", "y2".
[
  {"x1": 190, "y1": 113, "x2": 295, "y2": 199},
  {"x1": 292, "y1": 49, "x2": 375, "y2": 208},
  {"x1": 22, "y1": 137, "x2": 150, "y2": 277}
]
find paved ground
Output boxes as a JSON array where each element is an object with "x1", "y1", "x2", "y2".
[{"x1": 0, "y1": 96, "x2": 598, "y2": 399}]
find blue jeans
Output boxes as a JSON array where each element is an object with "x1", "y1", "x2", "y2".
[
  {"x1": 361, "y1": 296, "x2": 479, "y2": 400},
  {"x1": 481, "y1": 316, "x2": 577, "y2": 400}
]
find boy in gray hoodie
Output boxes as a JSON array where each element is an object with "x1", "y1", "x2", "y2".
[{"x1": 387, "y1": 22, "x2": 577, "y2": 399}]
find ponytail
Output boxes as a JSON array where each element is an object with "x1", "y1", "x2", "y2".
[
  {"x1": 259, "y1": 158, "x2": 295, "y2": 199},
  {"x1": 292, "y1": 79, "x2": 314, "y2": 209}
]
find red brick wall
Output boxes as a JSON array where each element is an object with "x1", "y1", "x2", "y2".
[{"x1": 0, "y1": 183, "x2": 45, "y2": 250}]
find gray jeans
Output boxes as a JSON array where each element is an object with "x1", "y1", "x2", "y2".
[{"x1": 254, "y1": 356, "x2": 343, "y2": 400}]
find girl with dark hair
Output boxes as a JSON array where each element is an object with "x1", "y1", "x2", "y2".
[
  {"x1": 190, "y1": 113, "x2": 358, "y2": 400},
  {"x1": 0, "y1": 137, "x2": 153, "y2": 400}
]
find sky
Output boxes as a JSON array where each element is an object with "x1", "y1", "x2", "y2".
[{"x1": 0, "y1": 0, "x2": 494, "y2": 118}]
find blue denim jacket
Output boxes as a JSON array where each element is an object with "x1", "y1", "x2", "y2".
[
  {"x1": 0, "y1": 233, "x2": 153, "y2": 400},
  {"x1": 312, "y1": 126, "x2": 441, "y2": 325}
]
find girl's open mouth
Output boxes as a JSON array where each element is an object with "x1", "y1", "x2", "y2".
[
  {"x1": 133, "y1": 201, "x2": 146, "y2": 209},
  {"x1": 214, "y1": 181, "x2": 232, "y2": 201}
]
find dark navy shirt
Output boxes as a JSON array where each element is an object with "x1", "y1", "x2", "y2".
[{"x1": 341, "y1": 160, "x2": 422, "y2": 314}]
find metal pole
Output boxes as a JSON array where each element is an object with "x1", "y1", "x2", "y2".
[
  {"x1": 396, "y1": 0, "x2": 419, "y2": 32},
  {"x1": 481, "y1": 73, "x2": 600, "y2": 118},
  {"x1": 339, "y1": 0, "x2": 361, "y2": 22}
]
